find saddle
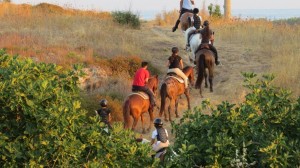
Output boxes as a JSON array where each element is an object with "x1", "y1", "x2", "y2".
[
  {"x1": 200, "y1": 43, "x2": 210, "y2": 49},
  {"x1": 152, "y1": 147, "x2": 167, "y2": 159},
  {"x1": 129, "y1": 92, "x2": 149, "y2": 99},
  {"x1": 195, "y1": 43, "x2": 213, "y2": 55},
  {"x1": 165, "y1": 73, "x2": 184, "y2": 83}
]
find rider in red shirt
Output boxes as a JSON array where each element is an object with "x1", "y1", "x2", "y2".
[{"x1": 132, "y1": 62, "x2": 156, "y2": 108}]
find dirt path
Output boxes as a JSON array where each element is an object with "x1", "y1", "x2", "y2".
[{"x1": 134, "y1": 25, "x2": 268, "y2": 142}]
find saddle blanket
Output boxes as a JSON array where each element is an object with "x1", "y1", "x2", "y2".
[
  {"x1": 165, "y1": 75, "x2": 184, "y2": 83},
  {"x1": 129, "y1": 92, "x2": 149, "y2": 99}
]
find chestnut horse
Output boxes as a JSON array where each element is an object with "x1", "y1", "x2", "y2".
[
  {"x1": 195, "y1": 48, "x2": 215, "y2": 97},
  {"x1": 123, "y1": 75, "x2": 159, "y2": 133},
  {"x1": 159, "y1": 66, "x2": 195, "y2": 122},
  {"x1": 180, "y1": 12, "x2": 194, "y2": 32}
]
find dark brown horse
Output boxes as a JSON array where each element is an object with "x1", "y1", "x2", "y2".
[
  {"x1": 123, "y1": 75, "x2": 159, "y2": 133},
  {"x1": 195, "y1": 48, "x2": 215, "y2": 97},
  {"x1": 159, "y1": 66, "x2": 195, "y2": 121},
  {"x1": 180, "y1": 12, "x2": 194, "y2": 32}
]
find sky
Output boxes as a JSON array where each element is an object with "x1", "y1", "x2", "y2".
[{"x1": 13, "y1": 0, "x2": 300, "y2": 12}]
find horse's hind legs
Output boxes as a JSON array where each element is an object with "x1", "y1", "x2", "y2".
[
  {"x1": 209, "y1": 77, "x2": 213, "y2": 92},
  {"x1": 131, "y1": 117, "x2": 138, "y2": 132},
  {"x1": 141, "y1": 115, "x2": 146, "y2": 134},
  {"x1": 175, "y1": 98, "x2": 179, "y2": 118},
  {"x1": 204, "y1": 70, "x2": 208, "y2": 88}
]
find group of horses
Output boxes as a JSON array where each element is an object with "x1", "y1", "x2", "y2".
[{"x1": 123, "y1": 14, "x2": 216, "y2": 133}]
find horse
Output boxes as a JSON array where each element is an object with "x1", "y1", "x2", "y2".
[
  {"x1": 194, "y1": 47, "x2": 215, "y2": 98},
  {"x1": 123, "y1": 75, "x2": 159, "y2": 133},
  {"x1": 180, "y1": 12, "x2": 194, "y2": 32},
  {"x1": 184, "y1": 27, "x2": 202, "y2": 64},
  {"x1": 159, "y1": 66, "x2": 195, "y2": 122}
]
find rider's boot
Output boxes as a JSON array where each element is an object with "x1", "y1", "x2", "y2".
[
  {"x1": 172, "y1": 20, "x2": 180, "y2": 32},
  {"x1": 215, "y1": 55, "x2": 220, "y2": 65}
]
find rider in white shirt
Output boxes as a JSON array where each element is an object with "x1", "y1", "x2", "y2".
[{"x1": 172, "y1": 0, "x2": 195, "y2": 32}]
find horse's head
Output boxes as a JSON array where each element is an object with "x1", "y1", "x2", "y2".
[
  {"x1": 147, "y1": 75, "x2": 159, "y2": 95},
  {"x1": 183, "y1": 66, "x2": 195, "y2": 87}
]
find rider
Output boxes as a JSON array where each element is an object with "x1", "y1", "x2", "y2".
[
  {"x1": 186, "y1": 8, "x2": 202, "y2": 50},
  {"x1": 199, "y1": 20, "x2": 220, "y2": 65},
  {"x1": 172, "y1": 0, "x2": 195, "y2": 32},
  {"x1": 151, "y1": 118, "x2": 170, "y2": 152},
  {"x1": 96, "y1": 99, "x2": 112, "y2": 129},
  {"x1": 167, "y1": 47, "x2": 189, "y2": 89},
  {"x1": 132, "y1": 61, "x2": 156, "y2": 108}
]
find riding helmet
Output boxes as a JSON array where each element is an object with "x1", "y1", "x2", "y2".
[
  {"x1": 203, "y1": 20, "x2": 209, "y2": 26},
  {"x1": 193, "y1": 8, "x2": 199, "y2": 14},
  {"x1": 171, "y1": 47, "x2": 179, "y2": 53},
  {"x1": 154, "y1": 118, "x2": 163, "y2": 126},
  {"x1": 100, "y1": 99, "x2": 108, "y2": 107}
]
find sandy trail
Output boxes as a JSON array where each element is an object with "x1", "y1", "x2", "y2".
[{"x1": 132, "y1": 25, "x2": 267, "y2": 142}]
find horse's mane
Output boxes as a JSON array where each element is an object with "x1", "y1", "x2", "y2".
[{"x1": 147, "y1": 75, "x2": 158, "y2": 90}]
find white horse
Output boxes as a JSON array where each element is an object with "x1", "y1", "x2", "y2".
[{"x1": 184, "y1": 27, "x2": 202, "y2": 64}]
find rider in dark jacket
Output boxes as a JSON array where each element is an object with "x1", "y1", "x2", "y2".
[
  {"x1": 96, "y1": 99, "x2": 112, "y2": 129},
  {"x1": 199, "y1": 20, "x2": 220, "y2": 65},
  {"x1": 151, "y1": 118, "x2": 169, "y2": 152}
]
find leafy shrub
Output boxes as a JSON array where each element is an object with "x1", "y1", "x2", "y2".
[
  {"x1": 0, "y1": 49, "x2": 155, "y2": 167},
  {"x1": 112, "y1": 10, "x2": 141, "y2": 29},
  {"x1": 165, "y1": 73, "x2": 300, "y2": 167}
]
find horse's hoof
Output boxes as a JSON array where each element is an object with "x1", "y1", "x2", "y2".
[
  {"x1": 176, "y1": 115, "x2": 180, "y2": 118},
  {"x1": 164, "y1": 118, "x2": 169, "y2": 122},
  {"x1": 205, "y1": 85, "x2": 208, "y2": 88},
  {"x1": 142, "y1": 130, "x2": 146, "y2": 134},
  {"x1": 210, "y1": 89, "x2": 213, "y2": 92}
]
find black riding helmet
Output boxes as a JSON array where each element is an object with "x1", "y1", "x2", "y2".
[
  {"x1": 203, "y1": 20, "x2": 209, "y2": 26},
  {"x1": 100, "y1": 99, "x2": 108, "y2": 107},
  {"x1": 154, "y1": 118, "x2": 163, "y2": 127},
  {"x1": 171, "y1": 47, "x2": 179, "y2": 54},
  {"x1": 193, "y1": 8, "x2": 199, "y2": 14}
]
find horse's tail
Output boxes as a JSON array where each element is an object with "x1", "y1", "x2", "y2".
[
  {"x1": 196, "y1": 54, "x2": 205, "y2": 88},
  {"x1": 123, "y1": 99, "x2": 131, "y2": 129},
  {"x1": 159, "y1": 83, "x2": 167, "y2": 117}
]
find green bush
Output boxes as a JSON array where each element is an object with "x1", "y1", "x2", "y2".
[
  {"x1": 112, "y1": 10, "x2": 141, "y2": 29},
  {"x1": 208, "y1": 3, "x2": 222, "y2": 18},
  {"x1": 0, "y1": 49, "x2": 156, "y2": 167},
  {"x1": 165, "y1": 73, "x2": 300, "y2": 167}
]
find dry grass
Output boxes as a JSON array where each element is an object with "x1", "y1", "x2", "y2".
[
  {"x1": 213, "y1": 19, "x2": 300, "y2": 95},
  {"x1": 0, "y1": 3, "x2": 144, "y2": 67}
]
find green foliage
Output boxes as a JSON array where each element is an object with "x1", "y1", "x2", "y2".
[
  {"x1": 0, "y1": 49, "x2": 155, "y2": 167},
  {"x1": 273, "y1": 17, "x2": 300, "y2": 25},
  {"x1": 112, "y1": 10, "x2": 141, "y2": 29},
  {"x1": 208, "y1": 3, "x2": 222, "y2": 18},
  {"x1": 165, "y1": 72, "x2": 300, "y2": 167}
]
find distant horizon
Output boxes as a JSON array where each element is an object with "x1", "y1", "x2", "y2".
[{"x1": 13, "y1": 0, "x2": 300, "y2": 12}]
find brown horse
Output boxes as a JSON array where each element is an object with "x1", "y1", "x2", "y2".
[
  {"x1": 180, "y1": 12, "x2": 194, "y2": 32},
  {"x1": 123, "y1": 75, "x2": 159, "y2": 133},
  {"x1": 159, "y1": 66, "x2": 195, "y2": 122},
  {"x1": 195, "y1": 48, "x2": 215, "y2": 97}
]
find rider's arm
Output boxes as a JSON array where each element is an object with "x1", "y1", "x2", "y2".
[
  {"x1": 167, "y1": 60, "x2": 170, "y2": 67},
  {"x1": 210, "y1": 31, "x2": 215, "y2": 45},
  {"x1": 180, "y1": 59, "x2": 184, "y2": 70},
  {"x1": 180, "y1": 0, "x2": 183, "y2": 10},
  {"x1": 191, "y1": 0, "x2": 195, "y2": 5},
  {"x1": 150, "y1": 138, "x2": 155, "y2": 145}
]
